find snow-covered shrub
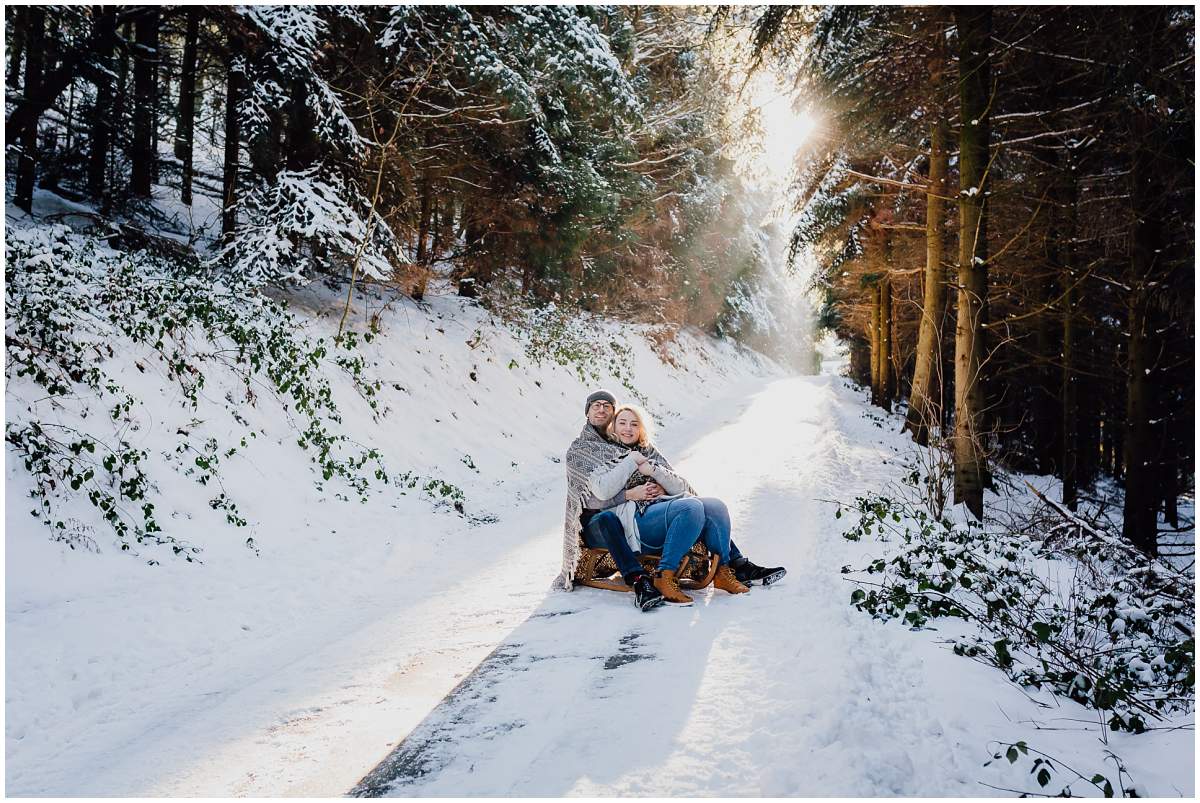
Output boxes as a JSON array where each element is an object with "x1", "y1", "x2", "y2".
[
  {"x1": 496, "y1": 300, "x2": 643, "y2": 403},
  {"x1": 836, "y1": 479, "x2": 1194, "y2": 733},
  {"x1": 218, "y1": 165, "x2": 402, "y2": 285},
  {"x1": 238, "y1": 6, "x2": 364, "y2": 152},
  {"x1": 5, "y1": 223, "x2": 392, "y2": 560}
]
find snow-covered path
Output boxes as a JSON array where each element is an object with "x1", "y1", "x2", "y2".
[{"x1": 345, "y1": 374, "x2": 1050, "y2": 796}]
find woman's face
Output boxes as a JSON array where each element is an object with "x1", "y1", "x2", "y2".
[{"x1": 613, "y1": 410, "x2": 642, "y2": 446}]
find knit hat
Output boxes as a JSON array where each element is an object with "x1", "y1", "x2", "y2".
[{"x1": 584, "y1": 389, "x2": 617, "y2": 415}]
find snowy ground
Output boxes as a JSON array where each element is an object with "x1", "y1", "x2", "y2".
[
  {"x1": 5, "y1": 271, "x2": 1193, "y2": 796},
  {"x1": 349, "y1": 372, "x2": 1195, "y2": 797}
]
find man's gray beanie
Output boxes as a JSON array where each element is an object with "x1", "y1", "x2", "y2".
[{"x1": 584, "y1": 389, "x2": 617, "y2": 415}]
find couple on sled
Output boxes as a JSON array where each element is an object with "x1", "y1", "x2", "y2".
[{"x1": 559, "y1": 389, "x2": 786, "y2": 611}]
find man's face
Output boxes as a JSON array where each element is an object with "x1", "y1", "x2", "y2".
[{"x1": 587, "y1": 399, "x2": 615, "y2": 429}]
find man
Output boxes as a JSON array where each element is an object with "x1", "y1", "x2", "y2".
[
  {"x1": 561, "y1": 390, "x2": 665, "y2": 610},
  {"x1": 558, "y1": 389, "x2": 787, "y2": 611}
]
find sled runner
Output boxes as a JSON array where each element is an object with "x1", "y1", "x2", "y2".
[{"x1": 574, "y1": 540, "x2": 719, "y2": 592}]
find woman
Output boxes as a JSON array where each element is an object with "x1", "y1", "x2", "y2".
[{"x1": 587, "y1": 404, "x2": 749, "y2": 604}]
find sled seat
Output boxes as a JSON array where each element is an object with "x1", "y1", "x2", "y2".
[{"x1": 574, "y1": 540, "x2": 719, "y2": 592}]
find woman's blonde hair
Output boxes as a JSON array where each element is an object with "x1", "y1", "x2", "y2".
[{"x1": 607, "y1": 404, "x2": 655, "y2": 448}]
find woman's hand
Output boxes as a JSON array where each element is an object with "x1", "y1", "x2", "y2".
[
  {"x1": 631, "y1": 451, "x2": 649, "y2": 466},
  {"x1": 626, "y1": 481, "x2": 664, "y2": 502},
  {"x1": 637, "y1": 459, "x2": 657, "y2": 476},
  {"x1": 625, "y1": 484, "x2": 652, "y2": 501}
]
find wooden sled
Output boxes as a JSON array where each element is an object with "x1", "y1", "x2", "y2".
[{"x1": 575, "y1": 540, "x2": 719, "y2": 592}]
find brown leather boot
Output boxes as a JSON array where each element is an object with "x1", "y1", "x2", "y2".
[
  {"x1": 653, "y1": 569, "x2": 694, "y2": 605},
  {"x1": 713, "y1": 564, "x2": 750, "y2": 595}
]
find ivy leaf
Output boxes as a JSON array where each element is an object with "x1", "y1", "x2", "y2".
[{"x1": 994, "y1": 639, "x2": 1014, "y2": 669}]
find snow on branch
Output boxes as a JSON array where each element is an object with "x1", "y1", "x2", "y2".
[{"x1": 217, "y1": 166, "x2": 401, "y2": 285}]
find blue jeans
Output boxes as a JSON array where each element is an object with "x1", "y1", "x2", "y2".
[
  {"x1": 636, "y1": 497, "x2": 737, "y2": 572},
  {"x1": 582, "y1": 511, "x2": 644, "y2": 584}
]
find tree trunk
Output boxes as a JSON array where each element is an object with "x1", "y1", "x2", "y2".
[
  {"x1": 1058, "y1": 164, "x2": 1080, "y2": 509},
  {"x1": 283, "y1": 78, "x2": 315, "y2": 171},
  {"x1": 176, "y1": 8, "x2": 199, "y2": 205},
  {"x1": 1123, "y1": 287, "x2": 1158, "y2": 555},
  {"x1": 1077, "y1": 319, "x2": 1101, "y2": 486},
  {"x1": 1121, "y1": 10, "x2": 1169, "y2": 558},
  {"x1": 86, "y1": 7, "x2": 116, "y2": 203},
  {"x1": 222, "y1": 53, "x2": 242, "y2": 238},
  {"x1": 130, "y1": 9, "x2": 159, "y2": 198},
  {"x1": 870, "y1": 281, "x2": 882, "y2": 407},
  {"x1": 905, "y1": 118, "x2": 949, "y2": 443},
  {"x1": 1160, "y1": 433, "x2": 1179, "y2": 529},
  {"x1": 1060, "y1": 280, "x2": 1079, "y2": 508},
  {"x1": 6, "y1": 6, "x2": 25, "y2": 88},
  {"x1": 416, "y1": 171, "x2": 433, "y2": 264},
  {"x1": 880, "y1": 272, "x2": 894, "y2": 412},
  {"x1": 1032, "y1": 271, "x2": 1059, "y2": 475},
  {"x1": 429, "y1": 200, "x2": 443, "y2": 263},
  {"x1": 951, "y1": 5, "x2": 992, "y2": 520},
  {"x1": 13, "y1": 7, "x2": 44, "y2": 213},
  {"x1": 849, "y1": 336, "x2": 871, "y2": 386}
]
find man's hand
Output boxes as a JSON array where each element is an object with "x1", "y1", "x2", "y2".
[
  {"x1": 643, "y1": 481, "x2": 664, "y2": 499},
  {"x1": 637, "y1": 459, "x2": 656, "y2": 476},
  {"x1": 631, "y1": 451, "x2": 649, "y2": 466}
]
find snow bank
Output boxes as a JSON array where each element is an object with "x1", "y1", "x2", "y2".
[{"x1": 4, "y1": 255, "x2": 783, "y2": 795}]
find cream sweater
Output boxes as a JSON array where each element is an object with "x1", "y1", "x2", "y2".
[{"x1": 587, "y1": 452, "x2": 690, "y2": 552}]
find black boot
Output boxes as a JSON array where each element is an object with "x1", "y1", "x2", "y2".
[
  {"x1": 731, "y1": 557, "x2": 787, "y2": 587},
  {"x1": 630, "y1": 573, "x2": 665, "y2": 611}
]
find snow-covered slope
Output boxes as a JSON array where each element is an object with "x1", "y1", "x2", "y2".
[{"x1": 4, "y1": 272, "x2": 783, "y2": 795}]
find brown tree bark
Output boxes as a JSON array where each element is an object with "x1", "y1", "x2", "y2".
[
  {"x1": 951, "y1": 5, "x2": 992, "y2": 520},
  {"x1": 870, "y1": 280, "x2": 882, "y2": 406},
  {"x1": 849, "y1": 336, "x2": 871, "y2": 386},
  {"x1": 416, "y1": 171, "x2": 433, "y2": 264},
  {"x1": 880, "y1": 271, "x2": 894, "y2": 412},
  {"x1": 904, "y1": 117, "x2": 949, "y2": 443}
]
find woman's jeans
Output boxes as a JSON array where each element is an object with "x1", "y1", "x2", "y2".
[{"x1": 636, "y1": 497, "x2": 736, "y2": 572}]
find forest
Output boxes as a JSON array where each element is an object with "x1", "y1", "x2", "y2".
[
  {"x1": 6, "y1": 6, "x2": 1192, "y2": 554},
  {"x1": 5, "y1": 6, "x2": 798, "y2": 347},
  {"x1": 749, "y1": 6, "x2": 1194, "y2": 555},
  {"x1": 4, "y1": 5, "x2": 1195, "y2": 797}
]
